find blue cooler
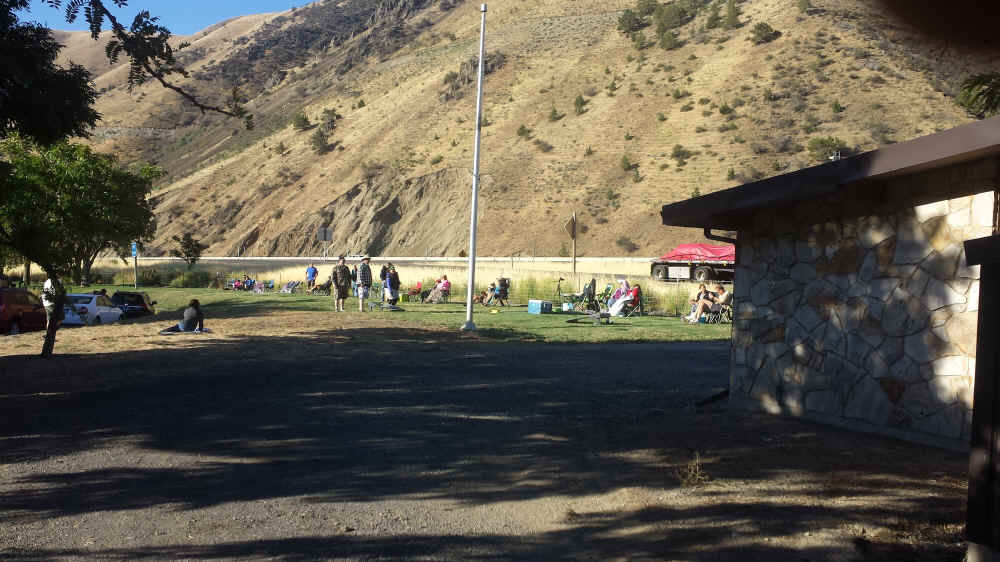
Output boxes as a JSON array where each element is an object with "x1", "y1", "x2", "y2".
[{"x1": 527, "y1": 299, "x2": 552, "y2": 314}]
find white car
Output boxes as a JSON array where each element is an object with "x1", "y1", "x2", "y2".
[{"x1": 63, "y1": 294, "x2": 124, "y2": 326}]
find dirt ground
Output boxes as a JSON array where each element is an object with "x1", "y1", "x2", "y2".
[{"x1": 0, "y1": 312, "x2": 969, "y2": 561}]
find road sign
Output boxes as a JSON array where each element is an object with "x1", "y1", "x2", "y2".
[
  {"x1": 564, "y1": 215, "x2": 576, "y2": 239},
  {"x1": 317, "y1": 227, "x2": 333, "y2": 242},
  {"x1": 131, "y1": 242, "x2": 138, "y2": 257}
]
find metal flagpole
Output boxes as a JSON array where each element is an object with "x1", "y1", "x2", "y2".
[{"x1": 461, "y1": 3, "x2": 488, "y2": 332}]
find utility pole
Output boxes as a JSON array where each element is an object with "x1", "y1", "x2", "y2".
[
  {"x1": 461, "y1": 3, "x2": 488, "y2": 332},
  {"x1": 132, "y1": 241, "x2": 138, "y2": 288}
]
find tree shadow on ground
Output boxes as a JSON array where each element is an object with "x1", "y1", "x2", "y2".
[{"x1": 0, "y1": 329, "x2": 967, "y2": 560}]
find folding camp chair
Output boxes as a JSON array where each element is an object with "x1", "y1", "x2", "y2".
[
  {"x1": 622, "y1": 285, "x2": 644, "y2": 318},
  {"x1": 705, "y1": 303, "x2": 733, "y2": 324}
]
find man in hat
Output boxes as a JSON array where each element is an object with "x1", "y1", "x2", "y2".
[{"x1": 357, "y1": 255, "x2": 372, "y2": 311}]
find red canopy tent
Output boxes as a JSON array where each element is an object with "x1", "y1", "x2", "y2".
[{"x1": 658, "y1": 243, "x2": 735, "y2": 263}]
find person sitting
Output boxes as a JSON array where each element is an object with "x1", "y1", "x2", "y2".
[
  {"x1": 482, "y1": 282, "x2": 497, "y2": 306},
  {"x1": 607, "y1": 279, "x2": 630, "y2": 309},
  {"x1": 160, "y1": 299, "x2": 207, "y2": 333},
  {"x1": 688, "y1": 283, "x2": 710, "y2": 316},
  {"x1": 422, "y1": 275, "x2": 452, "y2": 304},
  {"x1": 685, "y1": 283, "x2": 732, "y2": 323}
]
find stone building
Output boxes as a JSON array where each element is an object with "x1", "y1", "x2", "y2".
[{"x1": 661, "y1": 117, "x2": 1000, "y2": 449}]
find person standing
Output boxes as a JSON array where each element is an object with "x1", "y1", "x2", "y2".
[
  {"x1": 384, "y1": 265, "x2": 400, "y2": 306},
  {"x1": 357, "y1": 255, "x2": 373, "y2": 312},
  {"x1": 305, "y1": 263, "x2": 318, "y2": 292},
  {"x1": 332, "y1": 256, "x2": 352, "y2": 312},
  {"x1": 379, "y1": 262, "x2": 392, "y2": 302}
]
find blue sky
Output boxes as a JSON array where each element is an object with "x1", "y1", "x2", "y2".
[{"x1": 20, "y1": 1, "x2": 302, "y2": 35}]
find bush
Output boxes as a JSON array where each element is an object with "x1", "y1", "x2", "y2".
[
  {"x1": 751, "y1": 22, "x2": 781, "y2": 44},
  {"x1": 659, "y1": 30, "x2": 681, "y2": 50},
  {"x1": 574, "y1": 95, "x2": 588, "y2": 115},
  {"x1": 807, "y1": 136, "x2": 849, "y2": 162},
  {"x1": 548, "y1": 107, "x2": 564, "y2": 121},
  {"x1": 137, "y1": 268, "x2": 167, "y2": 286},
  {"x1": 533, "y1": 139, "x2": 554, "y2": 152},
  {"x1": 310, "y1": 129, "x2": 330, "y2": 154},
  {"x1": 617, "y1": 9, "x2": 644, "y2": 33},
  {"x1": 831, "y1": 100, "x2": 845, "y2": 113},
  {"x1": 672, "y1": 88, "x2": 691, "y2": 99},
  {"x1": 430, "y1": 155, "x2": 443, "y2": 165},
  {"x1": 516, "y1": 124, "x2": 532, "y2": 138},
  {"x1": 616, "y1": 237, "x2": 639, "y2": 253},
  {"x1": 170, "y1": 270, "x2": 214, "y2": 288},
  {"x1": 718, "y1": 102, "x2": 733, "y2": 115},
  {"x1": 291, "y1": 112, "x2": 311, "y2": 131},
  {"x1": 621, "y1": 155, "x2": 636, "y2": 171}
]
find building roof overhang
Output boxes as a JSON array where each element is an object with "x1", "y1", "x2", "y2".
[{"x1": 660, "y1": 115, "x2": 1000, "y2": 230}]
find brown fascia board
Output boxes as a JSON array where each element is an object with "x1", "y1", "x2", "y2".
[{"x1": 661, "y1": 115, "x2": 1000, "y2": 230}]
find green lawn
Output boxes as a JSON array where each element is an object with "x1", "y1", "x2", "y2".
[{"x1": 87, "y1": 285, "x2": 732, "y2": 344}]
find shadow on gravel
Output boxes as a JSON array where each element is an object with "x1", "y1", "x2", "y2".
[{"x1": 0, "y1": 327, "x2": 967, "y2": 561}]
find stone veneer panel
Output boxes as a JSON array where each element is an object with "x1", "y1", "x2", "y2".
[{"x1": 730, "y1": 168, "x2": 996, "y2": 447}]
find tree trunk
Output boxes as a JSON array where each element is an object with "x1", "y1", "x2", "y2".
[
  {"x1": 22, "y1": 261, "x2": 30, "y2": 287},
  {"x1": 40, "y1": 277, "x2": 65, "y2": 358},
  {"x1": 82, "y1": 260, "x2": 93, "y2": 286}
]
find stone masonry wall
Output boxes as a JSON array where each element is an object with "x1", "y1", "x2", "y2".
[{"x1": 731, "y1": 171, "x2": 997, "y2": 447}]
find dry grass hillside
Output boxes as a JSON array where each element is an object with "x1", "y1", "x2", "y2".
[{"x1": 54, "y1": 0, "x2": 998, "y2": 257}]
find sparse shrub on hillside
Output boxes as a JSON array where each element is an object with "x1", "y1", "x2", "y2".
[
  {"x1": 672, "y1": 144, "x2": 693, "y2": 166},
  {"x1": 548, "y1": 107, "x2": 565, "y2": 121},
  {"x1": 705, "y1": 4, "x2": 722, "y2": 29},
  {"x1": 292, "y1": 112, "x2": 311, "y2": 131},
  {"x1": 691, "y1": 187, "x2": 701, "y2": 198},
  {"x1": 621, "y1": 155, "x2": 637, "y2": 171},
  {"x1": 360, "y1": 160, "x2": 386, "y2": 182},
  {"x1": 657, "y1": 112, "x2": 667, "y2": 121},
  {"x1": 698, "y1": 97, "x2": 710, "y2": 105},
  {"x1": 356, "y1": 99, "x2": 366, "y2": 108},
  {"x1": 616, "y1": 237, "x2": 639, "y2": 253},
  {"x1": 517, "y1": 124, "x2": 532, "y2": 139},
  {"x1": 632, "y1": 168, "x2": 643, "y2": 183},
  {"x1": 430, "y1": 155, "x2": 443, "y2": 165},
  {"x1": 624, "y1": 132, "x2": 635, "y2": 140},
  {"x1": 533, "y1": 139, "x2": 554, "y2": 152},
  {"x1": 672, "y1": 89, "x2": 691, "y2": 100},
  {"x1": 831, "y1": 100, "x2": 845, "y2": 113},
  {"x1": 679, "y1": 103, "x2": 694, "y2": 112},
  {"x1": 584, "y1": 146, "x2": 595, "y2": 157},
  {"x1": 718, "y1": 102, "x2": 733, "y2": 115},
  {"x1": 807, "y1": 136, "x2": 849, "y2": 161},
  {"x1": 275, "y1": 142, "x2": 288, "y2": 154},
  {"x1": 772, "y1": 137, "x2": 804, "y2": 154},
  {"x1": 718, "y1": 123, "x2": 738, "y2": 132},
  {"x1": 723, "y1": 0, "x2": 741, "y2": 29},
  {"x1": 606, "y1": 79, "x2": 619, "y2": 96},
  {"x1": 867, "y1": 121, "x2": 895, "y2": 145},
  {"x1": 310, "y1": 129, "x2": 330, "y2": 154},
  {"x1": 751, "y1": 22, "x2": 781, "y2": 44},
  {"x1": 798, "y1": 0, "x2": 813, "y2": 13},
  {"x1": 695, "y1": 126, "x2": 708, "y2": 133},
  {"x1": 319, "y1": 108, "x2": 342, "y2": 134},
  {"x1": 631, "y1": 31, "x2": 649, "y2": 50},
  {"x1": 574, "y1": 95, "x2": 588, "y2": 115},
  {"x1": 727, "y1": 167, "x2": 736, "y2": 180}
]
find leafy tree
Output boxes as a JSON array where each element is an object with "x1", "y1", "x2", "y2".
[
  {"x1": 170, "y1": 233, "x2": 208, "y2": 270},
  {"x1": 654, "y1": 4, "x2": 690, "y2": 35},
  {"x1": 636, "y1": 0, "x2": 659, "y2": 17},
  {"x1": 0, "y1": 136, "x2": 156, "y2": 355},
  {"x1": 660, "y1": 30, "x2": 681, "y2": 50},
  {"x1": 750, "y1": 22, "x2": 780, "y2": 44},
  {"x1": 319, "y1": 107, "x2": 342, "y2": 133},
  {"x1": 292, "y1": 112, "x2": 312, "y2": 131},
  {"x1": 958, "y1": 72, "x2": 1000, "y2": 118},
  {"x1": 723, "y1": 0, "x2": 741, "y2": 29},
  {"x1": 617, "y1": 9, "x2": 644, "y2": 33},
  {"x1": 310, "y1": 128, "x2": 330, "y2": 154}
]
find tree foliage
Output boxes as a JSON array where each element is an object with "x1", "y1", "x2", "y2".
[
  {"x1": 170, "y1": 233, "x2": 208, "y2": 270},
  {"x1": 292, "y1": 112, "x2": 312, "y2": 131},
  {"x1": 750, "y1": 22, "x2": 781, "y2": 44},
  {"x1": 617, "y1": 9, "x2": 645, "y2": 33},
  {"x1": 958, "y1": 72, "x2": 1000, "y2": 118},
  {"x1": 0, "y1": 135, "x2": 157, "y2": 354},
  {"x1": 0, "y1": 0, "x2": 99, "y2": 144},
  {"x1": 723, "y1": 0, "x2": 741, "y2": 29}
]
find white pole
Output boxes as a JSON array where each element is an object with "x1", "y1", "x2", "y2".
[{"x1": 461, "y1": 3, "x2": 488, "y2": 332}]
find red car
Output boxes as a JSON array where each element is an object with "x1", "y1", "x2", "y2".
[{"x1": 0, "y1": 288, "x2": 47, "y2": 334}]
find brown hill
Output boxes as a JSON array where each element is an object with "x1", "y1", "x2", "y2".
[{"x1": 59, "y1": 0, "x2": 998, "y2": 257}]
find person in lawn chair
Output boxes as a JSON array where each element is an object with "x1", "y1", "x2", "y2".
[{"x1": 484, "y1": 278, "x2": 510, "y2": 306}]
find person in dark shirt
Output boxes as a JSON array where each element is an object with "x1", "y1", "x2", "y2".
[
  {"x1": 357, "y1": 255, "x2": 373, "y2": 312},
  {"x1": 333, "y1": 256, "x2": 352, "y2": 312}
]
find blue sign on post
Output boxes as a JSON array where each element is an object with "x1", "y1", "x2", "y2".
[{"x1": 131, "y1": 242, "x2": 138, "y2": 257}]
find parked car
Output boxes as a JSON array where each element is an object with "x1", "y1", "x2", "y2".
[
  {"x1": 63, "y1": 293, "x2": 124, "y2": 326},
  {"x1": 0, "y1": 288, "x2": 47, "y2": 334},
  {"x1": 110, "y1": 291, "x2": 157, "y2": 318}
]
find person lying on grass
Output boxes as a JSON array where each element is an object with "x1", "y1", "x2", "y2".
[{"x1": 160, "y1": 299, "x2": 210, "y2": 334}]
